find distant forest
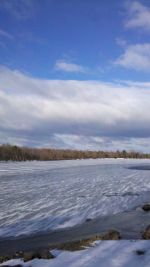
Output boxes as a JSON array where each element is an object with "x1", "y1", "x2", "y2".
[{"x1": 0, "y1": 144, "x2": 150, "y2": 161}]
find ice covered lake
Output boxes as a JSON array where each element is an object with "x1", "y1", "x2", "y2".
[{"x1": 1, "y1": 158, "x2": 150, "y2": 238}]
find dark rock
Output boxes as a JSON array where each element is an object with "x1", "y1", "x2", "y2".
[
  {"x1": 23, "y1": 249, "x2": 54, "y2": 262},
  {"x1": 0, "y1": 251, "x2": 25, "y2": 264},
  {"x1": 142, "y1": 225, "x2": 150, "y2": 239},
  {"x1": 136, "y1": 250, "x2": 145, "y2": 255},
  {"x1": 142, "y1": 204, "x2": 150, "y2": 211},
  {"x1": 85, "y1": 218, "x2": 92, "y2": 222},
  {"x1": 102, "y1": 230, "x2": 121, "y2": 240},
  {"x1": 0, "y1": 256, "x2": 12, "y2": 264}
]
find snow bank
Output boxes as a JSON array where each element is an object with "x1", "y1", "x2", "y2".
[{"x1": 1, "y1": 240, "x2": 150, "y2": 267}]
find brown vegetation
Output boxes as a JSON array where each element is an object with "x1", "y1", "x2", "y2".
[
  {"x1": 0, "y1": 231, "x2": 121, "y2": 263},
  {"x1": 0, "y1": 144, "x2": 149, "y2": 161},
  {"x1": 55, "y1": 230, "x2": 121, "y2": 251},
  {"x1": 142, "y1": 225, "x2": 150, "y2": 239}
]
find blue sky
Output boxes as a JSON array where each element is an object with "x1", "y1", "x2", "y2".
[
  {"x1": 0, "y1": 0, "x2": 150, "y2": 81},
  {"x1": 0, "y1": 0, "x2": 150, "y2": 151}
]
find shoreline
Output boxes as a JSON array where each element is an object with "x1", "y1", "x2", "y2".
[{"x1": 1, "y1": 207, "x2": 150, "y2": 258}]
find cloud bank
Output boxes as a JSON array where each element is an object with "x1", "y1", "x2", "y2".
[{"x1": 0, "y1": 66, "x2": 150, "y2": 151}]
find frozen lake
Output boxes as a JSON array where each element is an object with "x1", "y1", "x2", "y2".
[{"x1": 0, "y1": 158, "x2": 150, "y2": 237}]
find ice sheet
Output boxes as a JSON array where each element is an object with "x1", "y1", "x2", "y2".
[{"x1": 0, "y1": 159, "x2": 150, "y2": 237}]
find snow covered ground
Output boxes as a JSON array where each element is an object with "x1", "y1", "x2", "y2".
[
  {"x1": 1, "y1": 240, "x2": 150, "y2": 267},
  {"x1": 1, "y1": 159, "x2": 150, "y2": 237}
]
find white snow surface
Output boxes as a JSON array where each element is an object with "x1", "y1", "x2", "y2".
[
  {"x1": 1, "y1": 241, "x2": 150, "y2": 267},
  {"x1": 1, "y1": 159, "x2": 150, "y2": 237}
]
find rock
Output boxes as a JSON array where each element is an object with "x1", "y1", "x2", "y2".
[
  {"x1": 142, "y1": 204, "x2": 150, "y2": 211},
  {"x1": 0, "y1": 249, "x2": 54, "y2": 264},
  {"x1": 85, "y1": 218, "x2": 92, "y2": 222},
  {"x1": 136, "y1": 250, "x2": 145, "y2": 255},
  {"x1": 142, "y1": 225, "x2": 150, "y2": 239},
  {"x1": 0, "y1": 256, "x2": 11, "y2": 264},
  {"x1": 23, "y1": 249, "x2": 54, "y2": 262},
  {"x1": 102, "y1": 230, "x2": 121, "y2": 240}
]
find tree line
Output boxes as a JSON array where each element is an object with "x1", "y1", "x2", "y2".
[{"x1": 0, "y1": 144, "x2": 149, "y2": 161}]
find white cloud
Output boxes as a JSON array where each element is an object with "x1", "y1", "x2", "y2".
[
  {"x1": 55, "y1": 59, "x2": 87, "y2": 73},
  {"x1": 125, "y1": 1, "x2": 150, "y2": 31},
  {"x1": 0, "y1": 66, "x2": 150, "y2": 151},
  {"x1": 115, "y1": 43, "x2": 150, "y2": 71},
  {"x1": 53, "y1": 134, "x2": 150, "y2": 152},
  {"x1": 116, "y1": 37, "x2": 127, "y2": 47}
]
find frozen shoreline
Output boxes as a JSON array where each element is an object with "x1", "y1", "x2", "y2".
[
  {"x1": 2, "y1": 240, "x2": 150, "y2": 267},
  {"x1": 1, "y1": 159, "x2": 150, "y2": 266},
  {"x1": 1, "y1": 206, "x2": 150, "y2": 257}
]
